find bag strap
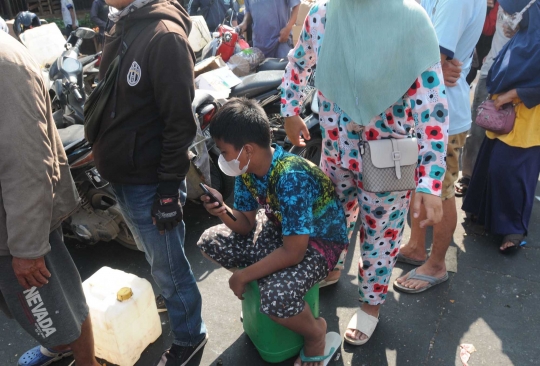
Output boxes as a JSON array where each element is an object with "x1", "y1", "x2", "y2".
[{"x1": 121, "y1": 19, "x2": 156, "y2": 56}]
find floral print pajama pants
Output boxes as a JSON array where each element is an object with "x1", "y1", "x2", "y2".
[{"x1": 318, "y1": 101, "x2": 411, "y2": 305}]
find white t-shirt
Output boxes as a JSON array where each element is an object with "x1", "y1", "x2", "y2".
[
  {"x1": 422, "y1": 0, "x2": 485, "y2": 135},
  {"x1": 480, "y1": 6, "x2": 511, "y2": 77},
  {"x1": 61, "y1": 0, "x2": 79, "y2": 27}
]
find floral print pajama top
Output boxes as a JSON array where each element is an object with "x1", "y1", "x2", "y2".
[{"x1": 280, "y1": 0, "x2": 449, "y2": 305}]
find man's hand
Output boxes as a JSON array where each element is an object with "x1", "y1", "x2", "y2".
[
  {"x1": 284, "y1": 115, "x2": 310, "y2": 147},
  {"x1": 494, "y1": 89, "x2": 518, "y2": 110},
  {"x1": 279, "y1": 26, "x2": 292, "y2": 43},
  {"x1": 412, "y1": 192, "x2": 443, "y2": 228},
  {"x1": 229, "y1": 269, "x2": 247, "y2": 300},
  {"x1": 236, "y1": 22, "x2": 247, "y2": 34},
  {"x1": 200, "y1": 185, "x2": 227, "y2": 217},
  {"x1": 151, "y1": 194, "x2": 183, "y2": 234},
  {"x1": 12, "y1": 257, "x2": 51, "y2": 290},
  {"x1": 441, "y1": 59, "x2": 462, "y2": 87}
]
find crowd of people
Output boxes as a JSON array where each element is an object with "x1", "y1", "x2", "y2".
[{"x1": 0, "y1": 0, "x2": 538, "y2": 365}]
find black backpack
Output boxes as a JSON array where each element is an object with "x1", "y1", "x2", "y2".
[{"x1": 84, "y1": 20, "x2": 153, "y2": 145}]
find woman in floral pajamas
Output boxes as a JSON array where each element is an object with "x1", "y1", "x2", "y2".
[{"x1": 281, "y1": 0, "x2": 449, "y2": 346}]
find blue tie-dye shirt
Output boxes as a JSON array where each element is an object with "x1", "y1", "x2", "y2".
[{"x1": 234, "y1": 145, "x2": 348, "y2": 246}]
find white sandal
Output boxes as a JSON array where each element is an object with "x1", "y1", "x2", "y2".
[{"x1": 344, "y1": 308, "x2": 379, "y2": 346}]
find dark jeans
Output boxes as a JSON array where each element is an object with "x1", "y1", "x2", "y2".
[{"x1": 111, "y1": 181, "x2": 206, "y2": 346}]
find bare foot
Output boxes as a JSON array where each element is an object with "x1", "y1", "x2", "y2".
[
  {"x1": 294, "y1": 317, "x2": 327, "y2": 366},
  {"x1": 344, "y1": 304, "x2": 379, "y2": 343},
  {"x1": 396, "y1": 261, "x2": 446, "y2": 290},
  {"x1": 399, "y1": 242, "x2": 428, "y2": 263}
]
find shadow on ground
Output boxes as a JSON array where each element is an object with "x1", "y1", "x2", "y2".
[{"x1": 2, "y1": 189, "x2": 539, "y2": 365}]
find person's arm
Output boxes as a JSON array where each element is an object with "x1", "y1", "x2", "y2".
[
  {"x1": 90, "y1": 1, "x2": 107, "y2": 29},
  {"x1": 412, "y1": 62, "x2": 449, "y2": 227},
  {"x1": 237, "y1": 10, "x2": 251, "y2": 33},
  {"x1": 148, "y1": 33, "x2": 198, "y2": 196},
  {"x1": 517, "y1": 87, "x2": 540, "y2": 109},
  {"x1": 281, "y1": 2, "x2": 321, "y2": 146},
  {"x1": 66, "y1": 2, "x2": 78, "y2": 29},
  {"x1": 0, "y1": 65, "x2": 55, "y2": 259},
  {"x1": 495, "y1": 87, "x2": 540, "y2": 110},
  {"x1": 278, "y1": 1, "x2": 300, "y2": 43},
  {"x1": 440, "y1": 53, "x2": 462, "y2": 87},
  {"x1": 203, "y1": 178, "x2": 258, "y2": 235},
  {"x1": 229, "y1": 234, "x2": 309, "y2": 299}
]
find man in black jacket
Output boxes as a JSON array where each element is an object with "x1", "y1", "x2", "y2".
[{"x1": 93, "y1": 0, "x2": 207, "y2": 365}]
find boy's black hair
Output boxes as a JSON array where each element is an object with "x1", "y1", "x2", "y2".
[{"x1": 209, "y1": 97, "x2": 272, "y2": 150}]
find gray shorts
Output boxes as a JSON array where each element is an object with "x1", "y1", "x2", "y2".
[{"x1": 0, "y1": 227, "x2": 89, "y2": 348}]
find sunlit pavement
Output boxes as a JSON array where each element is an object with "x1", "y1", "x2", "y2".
[{"x1": 2, "y1": 187, "x2": 540, "y2": 366}]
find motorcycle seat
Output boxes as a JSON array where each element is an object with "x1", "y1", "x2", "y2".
[
  {"x1": 58, "y1": 124, "x2": 85, "y2": 148},
  {"x1": 230, "y1": 70, "x2": 283, "y2": 98},
  {"x1": 257, "y1": 58, "x2": 288, "y2": 72},
  {"x1": 192, "y1": 90, "x2": 215, "y2": 114}
]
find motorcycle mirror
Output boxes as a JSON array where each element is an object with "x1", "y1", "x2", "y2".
[{"x1": 74, "y1": 27, "x2": 96, "y2": 39}]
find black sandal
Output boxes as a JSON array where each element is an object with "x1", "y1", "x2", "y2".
[
  {"x1": 455, "y1": 177, "x2": 470, "y2": 197},
  {"x1": 499, "y1": 234, "x2": 526, "y2": 254}
]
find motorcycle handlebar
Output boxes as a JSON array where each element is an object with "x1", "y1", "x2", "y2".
[{"x1": 72, "y1": 86, "x2": 83, "y2": 102}]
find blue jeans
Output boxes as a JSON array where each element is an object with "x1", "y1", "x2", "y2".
[{"x1": 111, "y1": 182, "x2": 206, "y2": 346}]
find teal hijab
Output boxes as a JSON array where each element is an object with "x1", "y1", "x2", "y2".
[{"x1": 316, "y1": 0, "x2": 440, "y2": 125}]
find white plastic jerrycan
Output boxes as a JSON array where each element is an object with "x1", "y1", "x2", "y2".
[{"x1": 82, "y1": 267, "x2": 162, "y2": 366}]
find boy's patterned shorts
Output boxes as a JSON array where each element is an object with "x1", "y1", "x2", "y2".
[{"x1": 198, "y1": 211, "x2": 328, "y2": 318}]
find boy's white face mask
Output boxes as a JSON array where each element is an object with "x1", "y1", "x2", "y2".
[{"x1": 218, "y1": 146, "x2": 250, "y2": 177}]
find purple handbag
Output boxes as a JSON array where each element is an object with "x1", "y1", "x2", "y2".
[{"x1": 475, "y1": 99, "x2": 516, "y2": 134}]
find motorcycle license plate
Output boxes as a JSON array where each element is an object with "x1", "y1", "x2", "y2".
[{"x1": 85, "y1": 168, "x2": 109, "y2": 189}]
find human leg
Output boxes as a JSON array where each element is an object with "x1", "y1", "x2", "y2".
[
  {"x1": 398, "y1": 190, "x2": 428, "y2": 263},
  {"x1": 461, "y1": 75, "x2": 488, "y2": 181},
  {"x1": 396, "y1": 132, "x2": 466, "y2": 291},
  {"x1": 112, "y1": 183, "x2": 206, "y2": 347},
  {"x1": 67, "y1": 316, "x2": 99, "y2": 366},
  {"x1": 318, "y1": 113, "x2": 362, "y2": 283},
  {"x1": 260, "y1": 247, "x2": 329, "y2": 366},
  {"x1": 0, "y1": 228, "x2": 96, "y2": 366},
  {"x1": 346, "y1": 188, "x2": 411, "y2": 343}
]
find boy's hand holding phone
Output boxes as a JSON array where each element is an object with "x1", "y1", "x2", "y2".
[
  {"x1": 201, "y1": 185, "x2": 224, "y2": 214},
  {"x1": 200, "y1": 183, "x2": 237, "y2": 221}
]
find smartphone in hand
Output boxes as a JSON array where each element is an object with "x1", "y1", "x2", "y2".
[{"x1": 199, "y1": 183, "x2": 237, "y2": 221}]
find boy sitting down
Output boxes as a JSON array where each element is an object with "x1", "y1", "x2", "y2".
[{"x1": 198, "y1": 98, "x2": 347, "y2": 366}]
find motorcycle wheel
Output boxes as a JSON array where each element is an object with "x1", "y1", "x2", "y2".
[
  {"x1": 87, "y1": 187, "x2": 140, "y2": 251},
  {"x1": 209, "y1": 152, "x2": 234, "y2": 201},
  {"x1": 289, "y1": 134, "x2": 323, "y2": 167}
]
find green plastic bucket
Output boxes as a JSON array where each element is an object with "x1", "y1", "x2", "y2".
[{"x1": 242, "y1": 281, "x2": 320, "y2": 363}]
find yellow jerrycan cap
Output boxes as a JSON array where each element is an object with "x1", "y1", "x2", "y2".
[{"x1": 117, "y1": 287, "x2": 133, "y2": 302}]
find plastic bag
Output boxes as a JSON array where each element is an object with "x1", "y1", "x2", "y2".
[{"x1": 226, "y1": 47, "x2": 265, "y2": 77}]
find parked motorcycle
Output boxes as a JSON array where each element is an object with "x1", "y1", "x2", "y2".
[
  {"x1": 57, "y1": 124, "x2": 137, "y2": 249},
  {"x1": 200, "y1": 9, "x2": 249, "y2": 62},
  {"x1": 50, "y1": 27, "x2": 101, "y2": 127},
  {"x1": 228, "y1": 59, "x2": 316, "y2": 149},
  {"x1": 186, "y1": 90, "x2": 235, "y2": 202}
]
